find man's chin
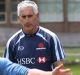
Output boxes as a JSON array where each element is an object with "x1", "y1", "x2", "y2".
[{"x1": 24, "y1": 28, "x2": 33, "y2": 33}]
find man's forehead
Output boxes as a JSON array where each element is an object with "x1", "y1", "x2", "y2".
[
  {"x1": 20, "y1": 6, "x2": 34, "y2": 14},
  {"x1": 20, "y1": 6, "x2": 33, "y2": 11}
]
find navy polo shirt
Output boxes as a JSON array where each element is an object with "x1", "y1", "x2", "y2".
[{"x1": 4, "y1": 26, "x2": 65, "y2": 71}]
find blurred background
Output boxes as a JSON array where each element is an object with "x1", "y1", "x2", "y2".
[{"x1": 0, "y1": 0, "x2": 80, "y2": 75}]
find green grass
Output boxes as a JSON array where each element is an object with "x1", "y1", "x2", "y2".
[
  {"x1": 65, "y1": 64, "x2": 80, "y2": 75},
  {"x1": 64, "y1": 47, "x2": 80, "y2": 62},
  {"x1": 0, "y1": 46, "x2": 80, "y2": 75},
  {"x1": 64, "y1": 47, "x2": 80, "y2": 53},
  {"x1": 0, "y1": 46, "x2": 4, "y2": 57},
  {"x1": 64, "y1": 47, "x2": 80, "y2": 75}
]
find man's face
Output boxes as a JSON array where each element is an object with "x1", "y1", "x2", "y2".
[{"x1": 18, "y1": 6, "x2": 39, "y2": 34}]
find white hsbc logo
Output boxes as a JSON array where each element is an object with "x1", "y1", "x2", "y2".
[
  {"x1": 17, "y1": 58, "x2": 35, "y2": 65},
  {"x1": 37, "y1": 57, "x2": 47, "y2": 64}
]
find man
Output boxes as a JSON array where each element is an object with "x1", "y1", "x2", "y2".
[
  {"x1": 0, "y1": 58, "x2": 72, "y2": 75},
  {"x1": 4, "y1": 0, "x2": 65, "y2": 71}
]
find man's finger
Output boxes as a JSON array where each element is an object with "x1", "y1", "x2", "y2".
[
  {"x1": 55, "y1": 64, "x2": 64, "y2": 70},
  {"x1": 60, "y1": 68, "x2": 71, "y2": 72},
  {"x1": 60, "y1": 69, "x2": 72, "y2": 75}
]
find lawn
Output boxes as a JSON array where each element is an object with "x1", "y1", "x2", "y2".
[
  {"x1": 0, "y1": 46, "x2": 5, "y2": 57},
  {"x1": 0, "y1": 46, "x2": 80, "y2": 75},
  {"x1": 65, "y1": 64, "x2": 80, "y2": 75},
  {"x1": 64, "y1": 47, "x2": 80, "y2": 63},
  {"x1": 64, "y1": 47, "x2": 80, "y2": 75}
]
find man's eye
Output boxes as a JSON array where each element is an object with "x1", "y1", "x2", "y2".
[
  {"x1": 21, "y1": 16, "x2": 26, "y2": 19},
  {"x1": 21, "y1": 15, "x2": 33, "y2": 19},
  {"x1": 28, "y1": 15, "x2": 33, "y2": 18}
]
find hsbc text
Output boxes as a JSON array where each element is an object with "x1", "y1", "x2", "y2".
[{"x1": 17, "y1": 58, "x2": 35, "y2": 65}]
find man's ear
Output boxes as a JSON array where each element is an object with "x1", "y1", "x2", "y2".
[{"x1": 17, "y1": 16, "x2": 19, "y2": 19}]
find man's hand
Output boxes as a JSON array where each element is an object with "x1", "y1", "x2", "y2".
[{"x1": 52, "y1": 64, "x2": 72, "y2": 75}]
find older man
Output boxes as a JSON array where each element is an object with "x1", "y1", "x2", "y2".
[{"x1": 4, "y1": 0, "x2": 64, "y2": 71}]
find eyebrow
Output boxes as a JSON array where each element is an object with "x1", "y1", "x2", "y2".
[{"x1": 21, "y1": 14, "x2": 33, "y2": 18}]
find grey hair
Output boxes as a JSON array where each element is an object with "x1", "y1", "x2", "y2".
[{"x1": 17, "y1": 0, "x2": 38, "y2": 16}]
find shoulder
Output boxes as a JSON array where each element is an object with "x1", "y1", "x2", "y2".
[
  {"x1": 6, "y1": 29, "x2": 23, "y2": 45},
  {"x1": 0, "y1": 57, "x2": 12, "y2": 64},
  {"x1": 0, "y1": 58, "x2": 12, "y2": 68},
  {"x1": 8, "y1": 29, "x2": 22, "y2": 41},
  {"x1": 39, "y1": 26, "x2": 58, "y2": 38}
]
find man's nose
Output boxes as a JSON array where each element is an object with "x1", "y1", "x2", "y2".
[
  {"x1": 25, "y1": 16, "x2": 30, "y2": 22},
  {"x1": 26, "y1": 16, "x2": 29, "y2": 20}
]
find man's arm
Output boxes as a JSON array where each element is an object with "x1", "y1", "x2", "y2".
[
  {"x1": 0, "y1": 58, "x2": 29, "y2": 75},
  {"x1": 28, "y1": 69, "x2": 52, "y2": 75},
  {"x1": 0, "y1": 58, "x2": 72, "y2": 75},
  {"x1": 27, "y1": 64, "x2": 72, "y2": 75},
  {"x1": 50, "y1": 33, "x2": 65, "y2": 69}
]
